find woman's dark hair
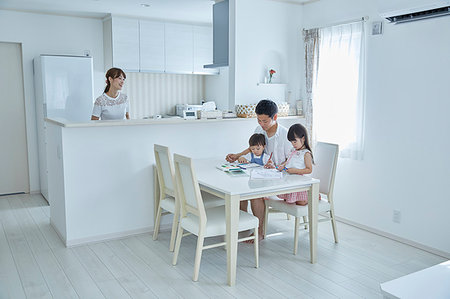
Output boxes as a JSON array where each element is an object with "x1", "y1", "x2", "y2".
[
  {"x1": 248, "y1": 133, "x2": 266, "y2": 147},
  {"x1": 104, "y1": 67, "x2": 126, "y2": 93},
  {"x1": 255, "y1": 99, "x2": 278, "y2": 118},
  {"x1": 287, "y1": 123, "x2": 314, "y2": 163}
]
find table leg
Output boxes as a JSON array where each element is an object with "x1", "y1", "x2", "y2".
[
  {"x1": 308, "y1": 182, "x2": 319, "y2": 263},
  {"x1": 225, "y1": 194, "x2": 239, "y2": 286}
]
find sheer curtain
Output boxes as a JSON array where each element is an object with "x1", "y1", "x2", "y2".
[
  {"x1": 312, "y1": 22, "x2": 365, "y2": 159},
  {"x1": 303, "y1": 28, "x2": 320, "y2": 139}
]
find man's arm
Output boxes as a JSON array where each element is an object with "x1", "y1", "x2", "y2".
[{"x1": 226, "y1": 148, "x2": 250, "y2": 162}]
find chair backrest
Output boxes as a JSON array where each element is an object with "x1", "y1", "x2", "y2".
[
  {"x1": 311, "y1": 142, "x2": 339, "y2": 196},
  {"x1": 154, "y1": 144, "x2": 176, "y2": 197},
  {"x1": 173, "y1": 153, "x2": 206, "y2": 221}
]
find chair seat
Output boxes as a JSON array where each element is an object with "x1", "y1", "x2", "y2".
[
  {"x1": 160, "y1": 191, "x2": 224, "y2": 214},
  {"x1": 181, "y1": 206, "x2": 258, "y2": 237},
  {"x1": 266, "y1": 196, "x2": 331, "y2": 218}
]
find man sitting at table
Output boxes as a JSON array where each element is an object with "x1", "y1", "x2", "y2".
[{"x1": 226, "y1": 99, "x2": 292, "y2": 242}]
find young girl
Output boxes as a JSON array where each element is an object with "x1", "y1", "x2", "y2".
[
  {"x1": 238, "y1": 133, "x2": 269, "y2": 166},
  {"x1": 276, "y1": 123, "x2": 314, "y2": 205}
]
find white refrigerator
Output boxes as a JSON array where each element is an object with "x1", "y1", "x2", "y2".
[{"x1": 34, "y1": 55, "x2": 94, "y2": 201}]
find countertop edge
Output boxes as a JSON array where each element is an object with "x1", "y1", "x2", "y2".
[{"x1": 45, "y1": 116, "x2": 305, "y2": 128}]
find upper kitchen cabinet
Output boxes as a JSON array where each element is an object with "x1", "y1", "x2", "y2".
[
  {"x1": 103, "y1": 17, "x2": 140, "y2": 72},
  {"x1": 193, "y1": 26, "x2": 219, "y2": 75},
  {"x1": 104, "y1": 16, "x2": 218, "y2": 75},
  {"x1": 165, "y1": 23, "x2": 193, "y2": 74},
  {"x1": 139, "y1": 21, "x2": 165, "y2": 73}
]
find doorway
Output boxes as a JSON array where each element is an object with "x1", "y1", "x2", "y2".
[{"x1": 0, "y1": 42, "x2": 30, "y2": 195}]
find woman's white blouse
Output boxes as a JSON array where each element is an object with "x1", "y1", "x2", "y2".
[{"x1": 92, "y1": 93, "x2": 129, "y2": 120}]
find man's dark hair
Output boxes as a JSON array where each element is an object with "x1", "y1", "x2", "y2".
[
  {"x1": 248, "y1": 133, "x2": 266, "y2": 147},
  {"x1": 255, "y1": 99, "x2": 278, "y2": 118}
]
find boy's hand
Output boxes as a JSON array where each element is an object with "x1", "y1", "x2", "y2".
[
  {"x1": 237, "y1": 157, "x2": 248, "y2": 163},
  {"x1": 277, "y1": 165, "x2": 284, "y2": 171},
  {"x1": 226, "y1": 153, "x2": 239, "y2": 162}
]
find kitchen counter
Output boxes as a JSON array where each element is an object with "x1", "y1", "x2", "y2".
[
  {"x1": 45, "y1": 115, "x2": 305, "y2": 246},
  {"x1": 46, "y1": 115, "x2": 304, "y2": 128}
]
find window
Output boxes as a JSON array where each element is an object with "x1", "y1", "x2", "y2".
[{"x1": 313, "y1": 22, "x2": 365, "y2": 159}]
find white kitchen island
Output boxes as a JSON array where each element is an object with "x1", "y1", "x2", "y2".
[{"x1": 45, "y1": 116, "x2": 304, "y2": 246}]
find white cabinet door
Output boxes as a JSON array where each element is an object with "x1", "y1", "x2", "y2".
[
  {"x1": 165, "y1": 23, "x2": 193, "y2": 74},
  {"x1": 112, "y1": 18, "x2": 139, "y2": 72},
  {"x1": 193, "y1": 26, "x2": 219, "y2": 75},
  {"x1": 139, "y1": 21, "x2": 165, "y2": 72}
]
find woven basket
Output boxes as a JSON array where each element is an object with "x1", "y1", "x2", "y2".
[
  {"x1": 235, "y1": 104, "x2": 257, "y2": 118},
  {"x1": 277, "y1": 103, "x2": 290, "y2": 117}
]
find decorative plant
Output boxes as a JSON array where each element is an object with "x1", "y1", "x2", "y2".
[{"x1": 269, "y1": 69, "x2": 276, "y2": 83}]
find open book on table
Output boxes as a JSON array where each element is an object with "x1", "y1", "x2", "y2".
[
  {"x1": 236, "y1": 162, "x2": 261, "y2": 169},
  {"x1": 250, "y1": 168, "x2": 283, "y2": 179}
]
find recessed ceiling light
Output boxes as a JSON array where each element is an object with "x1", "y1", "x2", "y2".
[{"x1": 140, "y1": 3, "x2": 150, "y2": 7}]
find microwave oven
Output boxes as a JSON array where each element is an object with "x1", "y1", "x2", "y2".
[{"x1": 176, "y1": 104, "x2": 203, "y2": 117}]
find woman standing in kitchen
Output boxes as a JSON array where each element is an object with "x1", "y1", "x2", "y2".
[{"x1": 91, "y1": 67, "x2": 130, "y2": 120}]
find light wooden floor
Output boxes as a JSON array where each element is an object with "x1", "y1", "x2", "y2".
[{"x1": 0, "y1": 194, "x2": 446, "y2": 299}]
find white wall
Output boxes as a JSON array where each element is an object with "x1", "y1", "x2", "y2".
[
  {"x1": 205, "y1": 0, "x2": 304, "y2": 111},
  {"x1": 0, "y1": 10, "x2": 105, "y2": 192},
  {"x1": 303, "y1": 0, "x2": 450, "y2": 255},
  {"x1": 233, "y1": 0, "x2": 304, "y2": 107},
  {"x1": 204, "y1": 67, "x2": 229, "y2": 111}
]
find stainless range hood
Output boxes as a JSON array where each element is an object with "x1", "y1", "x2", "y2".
[{"x1": 204, "y1": 0, "x2": 229, "y2": 68}]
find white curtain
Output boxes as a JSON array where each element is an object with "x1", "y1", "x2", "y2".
[{"x1": 312, "y1": 22, "x2": 365, "y2": 159}]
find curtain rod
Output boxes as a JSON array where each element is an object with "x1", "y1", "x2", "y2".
[{"x1": 303, "y1": 16, "x2": 369, "y2": 31}]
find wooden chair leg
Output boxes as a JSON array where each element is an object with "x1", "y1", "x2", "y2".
[
  {"x1": 172, "y1": 224, "x2": 184, "y2": 266},
  {"x1": 169, "y1": 209, "x2": 179, "y2": 251},
  {"x1": 330, "y1": 209, "x2": 339, "y2": 243},
  {"x1": 263, "y1": 202, "x2": 269, "y2": 238},
  {"x1": 302, "y1": 216, "x2": 308, "y2": 230},
  {"x1": 193, "y1": 233, "x2": 205, "y2": 282},
  {"x1": 152, "y1": 205, "x2": 162, "y2": 240},
  {"x1": 294, "y1": 217, "x2": 300, "y2": 255},
  {"x1": 254, "y1": 227, "x2": 259, "y2": 268}
]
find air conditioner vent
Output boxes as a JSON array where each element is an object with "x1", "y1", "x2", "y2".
[{"x1": 386, "y1": 6, "x2": 450, "y2": 23}]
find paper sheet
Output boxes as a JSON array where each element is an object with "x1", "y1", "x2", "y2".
[{"x1": 250, "y1": 168, "x2": 283, "y2": 179}]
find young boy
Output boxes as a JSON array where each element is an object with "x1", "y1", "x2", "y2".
[{"x1": 238, "y1": 133, "x2": 268, "y2": 166}]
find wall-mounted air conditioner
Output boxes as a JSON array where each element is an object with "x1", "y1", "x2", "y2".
[{"x1": 378, "y1": 0, "x2": 450, "y2": 24}]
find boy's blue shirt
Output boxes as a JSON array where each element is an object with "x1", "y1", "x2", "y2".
[{"x1": 250, "y1": 152, "x2": 265, "y2": 166}]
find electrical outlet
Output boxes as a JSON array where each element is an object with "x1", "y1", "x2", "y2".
[{"x1": 393, "y1": 210, "x2": 401, "y2": 223}]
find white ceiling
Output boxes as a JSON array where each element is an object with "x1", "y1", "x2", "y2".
[{"x1": 0, "y1": 0, "x2": 313, "y2": 24}]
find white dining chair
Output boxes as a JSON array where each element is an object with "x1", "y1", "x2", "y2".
[
  {"x1": 172, "y1": 153, "x2": 259, "y2": 282},
  {"x1": 153, "y1": 144, "x2": 224, "y2": 251},
  {"x1": 264, "y1": 142, "x2": 339, "y2": 255}
]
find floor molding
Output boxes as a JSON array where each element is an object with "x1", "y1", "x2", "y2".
[{"x1": 336, "y1": 216, "x2": 450, "y2": 259}]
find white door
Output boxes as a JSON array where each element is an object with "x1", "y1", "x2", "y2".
[{"x1": 0, "y1": 42, "x2": 30, "y2": 195}]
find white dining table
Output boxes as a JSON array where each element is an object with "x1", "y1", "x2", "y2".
[{"x1": 194, "y1": 158, "x2": 320, "y2": 286}]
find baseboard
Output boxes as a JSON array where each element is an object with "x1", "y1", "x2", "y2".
[
  {"x1": 336, "y1": 216, "x2": 450, "y2": 259},
  {"x1": 50, "y1": 220, "x2": 67, "y2": 245}
]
